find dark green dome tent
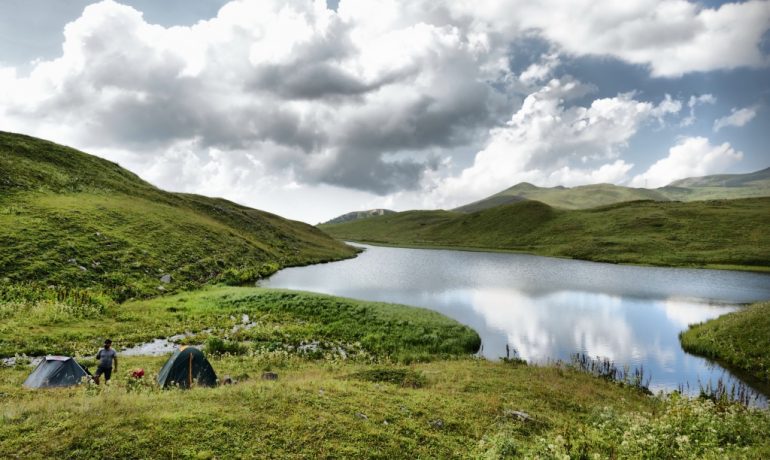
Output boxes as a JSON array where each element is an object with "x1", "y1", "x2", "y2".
[
  {"x1": 23, "y1": 356, "x2": 90, "y2": 389},
  {"x1": 157, "y1": 347, "x2": 218, "y2": 389}
]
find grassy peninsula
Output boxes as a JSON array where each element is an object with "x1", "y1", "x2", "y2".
[
  {"x1": 321, "y1": 198, "x2": 770, "y2": 271},
  {"x1": 681, "y1": 301, "x2": 770, "y2": 383}
]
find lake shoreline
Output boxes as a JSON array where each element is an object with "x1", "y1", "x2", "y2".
[{"x1": 338, "y1": 238, "x2": 770, "y2": 274}]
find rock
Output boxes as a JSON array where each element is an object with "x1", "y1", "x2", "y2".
[
  {"x1": 429, "y1": 419, "x2": 444, "y2": 429},
  {"x1": 503, "y1": 409, "x2": 532, "y2": 422},
  {"x1": 77, "y1": 265, "x2": 88, "y2": 272},
  {"x1": 355, "y1": 413, "x2": 368, "y2": 420},
  {"x1": 222, "y1": 375, "x2": 234, "y2": 385},
  {"x1": 157, "y1": 285, "x2": 166, "y2": 291},
  {"x1": 160, "y1": 274, "x2": 172, "y2": 284},
  {"x1": 67, "y1": 258, "x2": 77, "y2": 264},
  {"x1": 261, "y1": 372, "x2": 278, "y2": 381}
]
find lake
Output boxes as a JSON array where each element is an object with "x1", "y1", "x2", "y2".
[{"x1": 264, "y1": 244, "x2": 770, "y2": 397}]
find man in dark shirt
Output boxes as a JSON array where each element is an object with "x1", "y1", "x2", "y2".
[{"x1": 94, "y1": 339, "x2": 118, "y2": 384}]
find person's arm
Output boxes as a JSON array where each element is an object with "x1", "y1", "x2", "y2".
[
  {"x1": 96, "y1": 349, "x2": 102, "y2": 360},
  {"x1": 113, "y1": 354, "x2": 118, "y2": 372}
]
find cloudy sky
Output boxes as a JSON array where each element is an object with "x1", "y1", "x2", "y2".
[{"x1": 1, "y1": 0, "x2": 768, "y2": 223}]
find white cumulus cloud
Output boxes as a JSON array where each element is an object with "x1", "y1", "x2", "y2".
[
  {"x1": 449, "y1": 0, "x2": 770, "y2": 77},
  {"x1": 681, "y1": 94, "x2": 717, "y2": 127},
  {"x1": 713, "y1": 106, "x2": 759, "y2": 131},
  {"x1": 630, "y1": 137, "x2": 743, "y2": 188},
  {"x1": 431, "y1": 78, "x2": 682, "y2": 206}
]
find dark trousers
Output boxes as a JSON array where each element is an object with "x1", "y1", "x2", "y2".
[{"x1": 95, "y1": 365, "x2": 112, "y2": 381}]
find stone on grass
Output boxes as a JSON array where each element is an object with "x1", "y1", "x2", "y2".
[{"x1": 261, "y1": 372, "x2": 278, "y2": 381}]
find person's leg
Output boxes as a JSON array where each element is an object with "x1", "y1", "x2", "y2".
[
  {"x1": 103, "y1": 367, "x2": 112, "y2": 383},
  {"x1": 94, "y1": 366, "x2": 104, "y2": 385}
]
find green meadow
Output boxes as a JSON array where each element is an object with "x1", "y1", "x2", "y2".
[
  {"x1": 2, "y1": 288, "x2": 769, "y2": 459},
  {"x1": 321, "y1": 198, "x2": 770, "y2": 271}
]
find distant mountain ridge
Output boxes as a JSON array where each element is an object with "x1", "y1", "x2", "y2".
[
  {"x1": 322, "y1": 208, "x2": 395, "y2": 225},
  {"x1": 453, "y1": 167, "x2": 770, "y2": 212}
]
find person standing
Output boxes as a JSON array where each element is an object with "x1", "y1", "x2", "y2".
[{"x1": 94, "y1": 339, "x2": 118, "y2": 385}]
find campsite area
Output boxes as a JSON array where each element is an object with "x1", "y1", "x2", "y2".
[{"x1": 2, "y1": 285, "x2": 770, "y2": 458}]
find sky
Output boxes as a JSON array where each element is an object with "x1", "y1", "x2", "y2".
[{"x1": 1, "y1": 0, "x2": 768, "y2": 223}]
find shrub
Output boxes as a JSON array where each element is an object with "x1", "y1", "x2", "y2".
[{"x1": 204, "y1": 337, "x2": 247, "y2": 356}]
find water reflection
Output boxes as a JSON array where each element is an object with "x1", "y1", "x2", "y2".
[{"x1": 264, "y1": 244, "x2": 770, "y2": 396}]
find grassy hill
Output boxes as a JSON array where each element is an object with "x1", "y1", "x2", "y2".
[
  {"x1": 322, "y1": 208, "x2": 396, "y2": 225},
  {"x1": 455, "y1": 182, "x2": 668, "y2": 212},
  {"x1": 453, "y1": 168, "x2": 770, "y2": 213},
  {"x1": 659, "y1": 167, "x2": 770, "y2": 201},
  {"x1": 0, "y1": 131, "x2": 357, "y2": 300},
  {"x1": 321, "y1": 198, "x2": 770, "y2": 271}
]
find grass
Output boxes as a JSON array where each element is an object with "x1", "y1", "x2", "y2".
[
  {"x1": 0, "y1": 131, "x2": 357, "y2": 301},
  {"x1": 0, "y1": 285, "x2": 480, "y2": 362},
  {"x1": 321, "y1": 198, "x2": 770, "y2": 271},
  {"x1": 1, "y1": 283, "x2": 769, "y2": 458},
  {"x1": 3, "y1": 355, "x2": 770, "y2": 459},
  {"x1": 680, "y1": 301, "x2": 770, "y2": 383}
]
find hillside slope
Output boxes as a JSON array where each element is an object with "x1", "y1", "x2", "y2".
[
  {"x1": 322, "y1": 208, "x2": 396, "y2": 225},
  {"x1": 455, "y1": 183, "x2": 668, "y2": 212},
  {"x1": 660, "y1": 167, "x2": 770, "y2": 201},
  {"x1": 453, "y1": 168, "x2": 770, "y2": 213},
  {"x1": 322, "y1": 198, "x2": 770, "y2": 270},
  {"x1": 0, "y1": 131, "x2": 356, "y2": 300}
]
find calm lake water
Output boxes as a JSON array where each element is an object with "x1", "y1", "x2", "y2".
[{"x1": 264, "y1": 244, "x2": 770, "y2": 397}]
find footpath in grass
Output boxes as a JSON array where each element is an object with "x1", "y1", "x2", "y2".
[{"x1": 681, "y1": 301, "x2": 770, "y2": 383}]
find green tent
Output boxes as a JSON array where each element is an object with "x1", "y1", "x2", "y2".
[
  {"x1": 157, "y1": 347, "x2": 217, "y2": 389},
  {"x1": 23, "y1": 356, "x2": 90, "y2": 389}
]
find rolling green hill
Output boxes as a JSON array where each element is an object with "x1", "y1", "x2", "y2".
[
  {"x1": 0, "y1": 131, "x2": 357, "y2": 300},
  {"x1": 321, "y1": 198, "x2": 770, "y2": 271},
  {"x1": 322, "y1": 208, "x2": 396, "y2": 225},
  {"x1": 659, "y1": 167, "x2": 770, "y2": 201},
  {"x1": 453, "y1": 168, "x2": 770, "y2": 212},
  {"x1": 455, "y1": 182, "x2": 669, "y2": 212}
]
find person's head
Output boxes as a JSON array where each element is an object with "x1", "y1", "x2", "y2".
[{"x1": 104, "y1": 339, "x2": 112, "y2": 349}]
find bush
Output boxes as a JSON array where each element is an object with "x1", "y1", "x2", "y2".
[
  {"x1": 204, "y1": 337, "x2": 247, "y2": 356},
  {"x1": 220, "y1": 263, "x2": 280, "y2": 286}
]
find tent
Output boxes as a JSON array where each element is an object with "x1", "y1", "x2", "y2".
[
  {"x1": 157, "y1": 347, "x2": 218, "y2": 389},
  {"x1": 23, "y1": 356, "x2": 90, "y2": 389}
]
